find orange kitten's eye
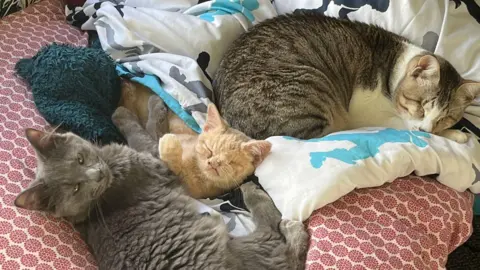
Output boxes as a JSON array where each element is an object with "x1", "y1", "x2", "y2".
[{"x1": 204, "y1": 145, "x2": 212, "y2": 158}]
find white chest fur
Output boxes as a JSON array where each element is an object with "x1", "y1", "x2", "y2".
[{"x1": 346, "y1": 85, "x2": 407, "y2": 130}]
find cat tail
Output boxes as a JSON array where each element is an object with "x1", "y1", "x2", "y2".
[{"x1": 15, "y1": 58, "x2": 35, "y2": 82}]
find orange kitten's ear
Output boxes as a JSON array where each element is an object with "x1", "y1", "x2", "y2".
[
  {"x1": 203, "y1": 104, "x2": 226, "y2": 132},
  {"x1": 14, "y1": 182, "x2": 49, "y2": 211},
  {"x1": 459, "y1": 81, "x2": 480, "y2": 101},
  {"x1": 242, "y1": 140, "x2": 272, "y2": 167},
  {"x1": 410, "y1": 55, "x2": 440, "y2": 84}
]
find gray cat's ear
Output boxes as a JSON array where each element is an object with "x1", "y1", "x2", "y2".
[
  {"x1": 14, "y1": 182, "x2": 49, "y2": 211},
  {"x1": 242, "y1": 140, "x2": 272, "y2": 167},
  {"x1": 203, "y1": 104, "x2": 227, "y2": 132},
  {"x1": 25, "y1": 128, "x2": 62, "y2": 158},
  {"x1": 459, "y1": 81, "x2": 480, "y2": 101},
  {"x1": 411, "y1": 55, "x2": 440, "y2": 84}
]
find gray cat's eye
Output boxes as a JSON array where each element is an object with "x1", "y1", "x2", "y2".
[
  {"x1": 77, "y1": 153, "x2": 84, "y2": 165},
  {"x1": 73, "y1": 184, "x2": 80, "y2": 193}
]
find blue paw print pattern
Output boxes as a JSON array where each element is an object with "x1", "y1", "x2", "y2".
[
  {"x1": 199, "y1": 0, "x2": 259, "y2": 22},
  {"x1": 284, "y1": 128, "x2": 431, "y2": 168}
]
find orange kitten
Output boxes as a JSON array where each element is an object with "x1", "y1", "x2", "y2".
[{"x1": 159, "y1": 104, "x2": 272, "y2": 199}]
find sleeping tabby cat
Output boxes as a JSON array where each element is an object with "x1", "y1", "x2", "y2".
[
  {"x1": 14, "y1": 128, "x2": 308, "y2": 269},
  {"x1": 214, "y1": 12, "x2": 480, "y2": 143}
]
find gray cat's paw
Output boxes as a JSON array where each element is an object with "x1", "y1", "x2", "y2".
[
  {"x1": 241, "y1": 182, "x2": 282, "y2": 228},
  {"x1": 438, "y1": 129, "x2": 469, "y2": 144},
  {"x1": 148, "y1": 95, "x2": 167, "y2": 117},
  {"x1": 240, "y1": 182, "x2": 268, "y2": 202},
  {"x1": 280, "y1": 220, "x2": 309, "y2": 261},
  {"x1": 112, "y1": 107, "x2": 140, "y2": 131},
  {"x1": 146, "y1": 95, "x2": 168, "y2": 140},
  {"x1": 240, "y1": 182, "x2": 275, "y2": 212}
]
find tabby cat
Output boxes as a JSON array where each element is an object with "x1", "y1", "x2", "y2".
[
  {"x1": 113, "y1": 93, "x2": 271, "y2": 199},
  {"x1": 14, "y1": 128, "x2": 308, "y2": 270},
  {"x1": 214, "y1": 12, "x2": 480, "y2": 143}
]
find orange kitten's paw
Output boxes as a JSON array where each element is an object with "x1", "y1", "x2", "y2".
[
  {"x1": 159, "y1": 134, "x2": 182, "y2": 160},
  {"x1": 438, "y1": 129, "x2": 469, "y2": 144}
]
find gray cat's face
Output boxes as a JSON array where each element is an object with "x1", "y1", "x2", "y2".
[{"x1": 14, "y1": 129, "x2": 112, "y2": 222}]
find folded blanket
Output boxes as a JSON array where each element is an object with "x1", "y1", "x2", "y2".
[
  {"x1": 257, "y1": 128, "x2": 480, "y2": 221},
  {"x1": 15, "y1": 43, "x2": 124, "y2": 144}
]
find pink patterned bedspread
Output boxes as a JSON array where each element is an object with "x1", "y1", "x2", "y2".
[
  {"x1": 0, "y1": 0, "x2": 95, "y2": 269},
  {"x1": 306, "y1": 175, "x2": 474, "y2": 269},
  {"x1": 0, "y1": 0, "x2": 474, "y2": 269}
]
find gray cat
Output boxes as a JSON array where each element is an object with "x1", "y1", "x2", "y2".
[
  {"x1": 14, "y1": 127, "x2": 308, "y2": 270},
  {"x1": 214, "y1": 12, "x2": 480, "y2": 143}
]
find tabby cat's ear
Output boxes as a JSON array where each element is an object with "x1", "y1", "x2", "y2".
[
  {"x1": 459, "y1": 81, "x2": 480, "y2": 101},
  {"x1": 242, "y1": 140, "x2": 272, "y2": 167},
  {"x1": 203, "y1": 104, "x2": 227, "y2": 132},
  {"x1": 25, "y1": 128, "x2": 62, "y2": 158},
  {"x1": 411, "y1": 55, "x2": 440, "y2": 84},
  {"x1": 14, "y1": 182, "x2": 49, "y2": 211}
]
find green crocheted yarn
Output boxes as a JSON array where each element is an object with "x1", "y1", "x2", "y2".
[{"x1": 15, "y1": 43, "x2": 124, "y2": 144}]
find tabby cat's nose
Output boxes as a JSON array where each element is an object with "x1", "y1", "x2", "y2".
[{"x1": 97, "y1": 170, "x2": 105, "y2": 182}]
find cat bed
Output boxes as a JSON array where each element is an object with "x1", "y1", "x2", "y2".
[
  {"x1": 0, "y1": 0, "x2": 475, "y2": 269},
  {"x1": 257, "y1": 128, "x2": 480, "y2": 221}
]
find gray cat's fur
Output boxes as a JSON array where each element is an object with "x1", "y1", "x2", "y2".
[
  {"x1": 14, "y1": 126, "x2": 308, "y2": 269},
  {"x1": 214, "y1": 12, "x2": 480, "y2": 141}
]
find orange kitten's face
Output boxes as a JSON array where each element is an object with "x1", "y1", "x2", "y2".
[
  {"x1": 196, "y1": 131, "x2": 255, "y2": 183},
  {"x1": 195, "y1": 104, "x2": 271, "y2": 188}
]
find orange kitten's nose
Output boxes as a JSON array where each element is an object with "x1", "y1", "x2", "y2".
[{"x1": 207, "y1": 159, "x2": 220, "y2": 168}]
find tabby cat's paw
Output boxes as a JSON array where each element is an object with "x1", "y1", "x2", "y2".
[
  {"x1": 112, "y1": 107, "x2": 140, "y2": 131},
  {"x1": 438, "y1": 129, "x2": 469, "y2": 144},
  {"x1": 159, "y1": 134, "x2": 182, "y2": 160}
]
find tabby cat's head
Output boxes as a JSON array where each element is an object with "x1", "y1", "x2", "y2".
[
  {"x1": 195, "y1": 104, "x2": 271, "y2": 187},
  {"x1": 394, "y1": 54, "x2": 480, "y2": 134},
  {"x1": 14, "y1": 129, "x2": 112, "y2": 222}
]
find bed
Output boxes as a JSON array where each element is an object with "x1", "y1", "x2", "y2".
[{"x1": 0, "y1": 0, "x2": 478, "y2": 269}]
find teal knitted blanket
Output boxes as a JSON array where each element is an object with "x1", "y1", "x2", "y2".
[{"x1": 15, "y1": 43, "x2": 124, "y2": 144}]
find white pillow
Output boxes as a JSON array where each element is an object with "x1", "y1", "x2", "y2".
[{"x1": 256, "y1": 128, "x2": 480, "y2": 221}]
